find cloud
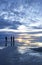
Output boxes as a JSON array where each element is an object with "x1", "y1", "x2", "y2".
[
  {"x1": 0, "y1": 17, "x2": 22, "y2": 29},
  {"x1": 17, "y1": 25, "x2": 28, "y2": 32},
  {"x1": 0, "y1": 0, "x2": 42, "y2": 32}
]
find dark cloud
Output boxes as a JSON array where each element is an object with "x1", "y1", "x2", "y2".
[
  {"x1": 31, "y1": 26, "x2": 42, "y2": 29},
  {"x1": 0, "y1": 18, "x2": 22, "y2": 29},
  {"x1": 0, "y1": 18, "x2": 10, "y2": 29}
]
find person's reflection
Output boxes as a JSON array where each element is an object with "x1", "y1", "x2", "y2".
[
  {"x1": 5, "y1": 36, "x2": 7, "y2": 46},
  {"x1": 11, "y1": 36, "x2": 12, "y2": 46},
  {"x1": 13, "y1": 36, "x2": 15, "y2": 46}
]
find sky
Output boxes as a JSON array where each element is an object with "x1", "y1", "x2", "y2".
[{"x1": 0, "y1": 0, "x2": 42, "y2": 32}]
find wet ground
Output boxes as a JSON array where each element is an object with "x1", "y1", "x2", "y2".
[{"x1": 0, "y1": 45, "x2": 42, "y2": 65}]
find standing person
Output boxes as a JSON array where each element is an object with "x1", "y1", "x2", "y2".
[
  {"x1": 11, "y1": 36, "x2": 12, "y2": 46},
  {"x1": 13, "y1": 36, "x2": 15, "y2": 46},
  {"x1": 5, "y1": 36, "x2": 7, "y2": 46}
]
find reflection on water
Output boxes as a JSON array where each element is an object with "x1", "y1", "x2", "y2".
[
  {"x1": 0, "y1": 33, "x2": 42, "y2": 65},
  {"x1": 0, "y1": 46, "x2": 6, "y2": 50},
  {"x1": 0, "y1": 33, "x2": 42, "y2": 48},
  {"x1": 18, "y1": 46, "x2": 28, "y2": 54},
  {"x1": 15, "y1": 33, "x2": 42, "y2": 47}
]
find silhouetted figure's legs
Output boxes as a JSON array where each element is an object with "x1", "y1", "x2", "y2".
[
  {"x1": 11, "y1": 36, "x2": 12, "y2": 46},
  {"x1": 13, "y1": 36, "x2": 15, "y2": 46},
  {"x1": 5, "y1": 37, "x2": 7, "y2": 46}
]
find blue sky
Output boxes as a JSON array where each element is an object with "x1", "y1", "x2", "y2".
[{"x1": 0, "y1": 0, "x2": 42, "y2": 32}]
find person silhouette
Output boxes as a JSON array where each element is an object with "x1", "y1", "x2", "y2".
[
  {"x1": 13, "y1": 36, "x2": 15, "y2": 46},
  {"x1": 5, "y1": 36, "x2": 7, "y2": 46},
  {"x1": 11, "y1": 36, "x2": 12, "y2": 46}
]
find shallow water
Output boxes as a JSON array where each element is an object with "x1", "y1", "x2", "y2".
[{"x1": 0, "y1": 34, "x2": 42, "y2": 65}]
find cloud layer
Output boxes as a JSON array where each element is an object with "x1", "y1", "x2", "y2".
[{"x1": 0, "y1": 0, "x2": 42, "y2": 32}]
